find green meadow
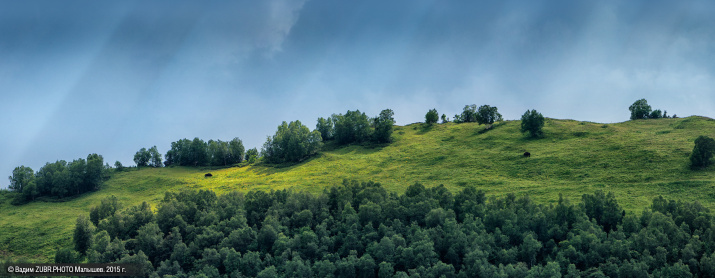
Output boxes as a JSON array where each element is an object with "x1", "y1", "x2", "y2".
[{"x1": 2, "y1": 116, "x2": 715, "y2": 262}]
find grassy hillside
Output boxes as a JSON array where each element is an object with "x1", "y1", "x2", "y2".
[{"x1": 2, "y1": 116, "x2": 715, "y2": 262}]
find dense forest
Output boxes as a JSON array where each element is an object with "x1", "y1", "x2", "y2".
[{"x1": 60, "y1": 181, "x2": 715, "y2": 277}]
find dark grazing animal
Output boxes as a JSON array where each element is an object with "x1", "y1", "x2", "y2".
[
  {"x1": 523, "y1": 152, "x2": 531, "y2": 157},
  {"x1": 205, "y1": 173, "x2": 213, "y2": 177}
]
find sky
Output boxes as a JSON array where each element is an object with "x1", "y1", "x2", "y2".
[{"x1": 1, "y1": 0, "x2": 714, "y2": 186}]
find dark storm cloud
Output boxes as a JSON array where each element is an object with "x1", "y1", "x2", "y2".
[{"x1": 1, "y1": 0, "x2": 714, "y2": 186}]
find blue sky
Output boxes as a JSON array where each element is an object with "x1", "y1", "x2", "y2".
[{"x1": 1, "y1": 0, "x2": 714, "y2": 185}]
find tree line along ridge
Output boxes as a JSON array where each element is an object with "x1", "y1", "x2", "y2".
[{"x1": 6, "y1": 99, "x2": 715, "y2": 204}]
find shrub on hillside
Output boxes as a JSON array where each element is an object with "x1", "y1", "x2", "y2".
[
  {"x1": 691, "y1": 135, "x2": 715, "y2": 168},
  {"x1": 425, "y1": 109, "x2": 439, "y2": 125},
  {"x1": 520, "y1": 109, "x2": 545, "y2": 138},
  {"x1": 372, "y1": 109, "x2": 395, "y2": 143},
  {"x1": 245, "y1": 148, "x2": 259, "y2": 164},
  {"x1": 649, "y1": 109, "x2": 663, "y2": 119},
  {"x1": 114, "y1": 161, "x2": 124, "y2": 172}
]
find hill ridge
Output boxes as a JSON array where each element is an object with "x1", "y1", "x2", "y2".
[{"x1": 1, "y1": 116, "x2": 715, "y2": 261}]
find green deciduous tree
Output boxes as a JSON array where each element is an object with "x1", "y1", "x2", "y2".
[
  {"x1": 207, "y1": 139, "x2": 246, "y2": 166},
  {"x1": 317, "y1": 117, "x2": 335, "y2": 141},
  {"x1": 314, "y1": 259, "x2": 337, "y2": 278},
  {"x1": 9, "y1": 166, "x2": 38, "y2": 202},
  {"x1": 240, "y1": 251, "x2": 263, "y2": 277},
  {"x1": 134, "y1": 148, "x2": 150, "y2": 167},
  {"x1": 520, "y1": 233, "x2": 542, "y2": 267},
  {"x1": 85, "y1": 153, "x2": 104, "y2": 191},
  {"x1": 135, "y1": 222, "x2": 164, "y2": 262},
  {"x1": 8, "y1": 165, "x2": 34, "y2": 193},
  {"x1": 425, "y1": 109, "x2": 439, "y2": 125},
  {"x1": 454, "y1": 105, "x2": 478, "y2": 123},
  {"x1": 373, "y1": 109, "x2": 395, "y2": 143},
  {"x1": 245, "y1": 148, "x2": 259, "y2": 164},
  {"x1": 629, "y1": 99, "x2": 652, "y2": 120},
  {"x1": 68, "y1": 158, "x2": 86, "y2": 195},
  {"x1": 114, "y1": 161, "x2": 124, "y2": 171},
  {"x1": 36, "y1": 161, "x2": 63, "y2": 195},
  {"x1": 520, "y1": 109, "x2": 545, "y2": 138},
  {"x1": 90, "y1": 195, "x2": 121, "y2": 226},
  {"x1": 116, "y1": 250, "x2": 154, "y2": 277},
  {"x1": 87, "y1": 231, "x2": 111, "y2": 263},
  {"x1": 208, "y1": 140, "x2": 228, "y2": 166},
  {"x1": 55, "y1": 247, "x2": 81, "y2": 263},
  {"x1": 228, "y1": 137, "x2": 245, "y2": 164},
  {"x1": 691, "y1": 135, "x2": 715, "y2": 169},
  {"x1": 257, "y1": 266, "x2": 278, "y2": 278},
  {"x1": 262, "y1": 120, "x2": 322, "y2": 163},
  {"x1": 50, "y1": 166, "x2": 70, "y2": 198},
  {"x1": 462, "y1": 104, "x2": 478, "y2": 123},
  {"x1": 155, "y1": 260, "x2": 182, "y2": 277},
  {"x1": 21, "y1": 180, "x2": 38, "y2": 202},
  {"x1": 582, "y1": 190, "x2": 624, "y2": 232},
  {"x1": 334, "y1": 110, "x2": 372, "y2": 144},
  {"x1": 285, "y1": 254, "x2": 314, "y2": 278},
  {"x1": 148, "y1": 146, "x2": 163, "y2": 167},
  {"x1": 190, "y1": 137, "x2": 209, "y2": 166},
  {"x1": 378, "y1": 261, "x2": 394, "y2": 278},
  {"x1": 650, "y1": 109, "x2": 663, "y2": 119},
  {"x1": 74, "y1": 214, "x2": 95, "y2": 254},
  {"x1": 476, "y1": 105, "x2": 503, "y2": 128},
  {"x1": 164, "y1": 139, "x2": 191, "y2": 167},
  {"x1": 356, "y1": 254, "x2": 376, "y2": 278}
]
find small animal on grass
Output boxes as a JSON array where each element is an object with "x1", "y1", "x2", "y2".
[
  {"x1": 205, "y1": 173, "x2": 213, "y2": 177},
  {"x1": 523, "y1": 152, "x2": 531, "y2": 157}
]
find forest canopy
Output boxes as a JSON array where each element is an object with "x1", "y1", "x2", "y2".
[{"x1": 72, "y1": 181, "x2": 715, "y2": 277}]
